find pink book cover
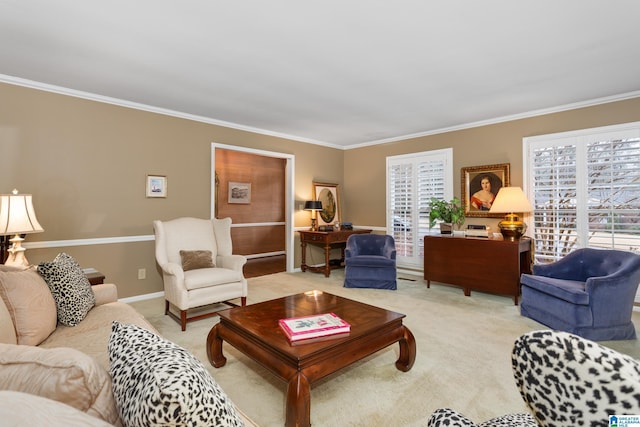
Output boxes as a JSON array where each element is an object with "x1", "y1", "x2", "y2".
[{"x1": 278, "y1": 313, "x2": 350, "y2": 341}]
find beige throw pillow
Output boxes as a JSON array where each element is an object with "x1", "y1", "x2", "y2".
[
  {"x1": 0, "y1": 265, "x2": 57, "y2": 345},
  {"x1": 0, "y1": 343, "x2": 120, "y2": 425},
  {"x1": 180, "y1": 250, "x2": 215, "y2": 271},
  {"x1": 0, "y1": 391, "x2": 114, "y2": 427}
]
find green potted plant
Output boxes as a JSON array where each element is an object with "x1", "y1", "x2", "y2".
[{"x1": 428, "y1": 197, "x2": 465, "y2": 234}]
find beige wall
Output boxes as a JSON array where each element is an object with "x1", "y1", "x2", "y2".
[
  {"x1": 344, "y1": 97, "x2": 640, "y2": 231},
  {"x1": 2, "y1": 81, "x2": 639, "y2": 298},
  {"x1": 1, "y1": 83, "x2": 343, "y2": 298}
]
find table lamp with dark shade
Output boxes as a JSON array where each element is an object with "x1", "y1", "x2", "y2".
[
  {"x1": 304, "y1": 200, "x2": 323, "y2": 231},
  {"x1": 489, "y1": 186, "x2": 533, "y2": 240}
]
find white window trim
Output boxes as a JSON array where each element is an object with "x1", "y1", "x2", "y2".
[{"x1": 386, "y1": 148, "x2": 453, "y2": 270}]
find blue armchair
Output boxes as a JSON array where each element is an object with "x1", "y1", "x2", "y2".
[
  {"x1": 344, "y1": 234, "x2": 397, "y2": 290},
  {"x1": 520, "y1": 248, "x2": 640, "y2": 341}
]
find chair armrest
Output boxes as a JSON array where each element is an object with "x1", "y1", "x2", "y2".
[
  {"x1": 161, "y1": 262, "x2": 184, "y2": 279},
  {"x1": 383, "y1": 244, "x2": 396, "y2": 260},
  {"x1": 217, "y1": 254, "x2": 247, "y2": 272},
  {"x1": 586, "y1": 270, "x2": 640, "y2": 321},
  {"x1": 92, "y1": 283, "x2": 118, "y2": 306}
]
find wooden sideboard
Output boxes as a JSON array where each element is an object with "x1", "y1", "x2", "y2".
[
  {"x1": 423, "y1": 234, "x2": 533, "y2": 304},
  {"x1": 299, "y1": 229, "x2": 372, "y2": 277}
]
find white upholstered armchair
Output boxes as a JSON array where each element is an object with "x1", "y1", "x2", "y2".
[{"x1": 153, "y1": 217, "x2": 247, "y2": 331}]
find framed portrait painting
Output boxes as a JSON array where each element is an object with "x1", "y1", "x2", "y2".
[
  {"x1": 146, "y1": 175, "x2": 167, "y2": 198},
  {"x1": 461, "y1": 163, "x2": 510, "y2": 217},
  {"x1": 312, "y1": 182, "x2": 341, "y2": 226}
]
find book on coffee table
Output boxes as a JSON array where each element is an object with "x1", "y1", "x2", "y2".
[{"x1": 279, "y1": 312, "x2": 350, "y2": 342}]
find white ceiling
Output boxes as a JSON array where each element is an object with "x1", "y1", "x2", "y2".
[{"x1": 2, "y1": 1, "x2": 640, "y2": 149}]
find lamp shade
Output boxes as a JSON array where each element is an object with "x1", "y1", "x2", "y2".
[
  {"x1": 489, "y1": 187, "x2": 533, "y2": 214},
  {"x1": 304, "y1": 200, "x2": 323, "y2": 211},
  {"x1": 0, "y1": 190, "x2": 44, "y2": 235}
]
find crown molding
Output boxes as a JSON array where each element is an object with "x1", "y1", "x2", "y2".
[{"x1": 3, "y1": 73, "x2": 639, "y2": 151}]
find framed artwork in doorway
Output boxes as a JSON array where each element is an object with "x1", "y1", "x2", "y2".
[{"x1": 228, "y1": 182, "x2": 251, "y2": 204}]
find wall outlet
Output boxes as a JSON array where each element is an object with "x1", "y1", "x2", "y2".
[{"x1": 137, "y1": 268, "x2": 146, "y2": 280}]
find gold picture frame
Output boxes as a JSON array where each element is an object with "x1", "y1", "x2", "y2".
[
  {"x1": 312, "y1": 182, "x2": 341, "y2": 226},
  {"x1": 461, "y1": 163, "x2": 510, "y2": 217}
]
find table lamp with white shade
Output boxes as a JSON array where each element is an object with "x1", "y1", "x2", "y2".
[
  {"x1": 0, "y1": 189, "x2": 44, "y2": 267},
  {"x1": 489, "y1": 186, "x2": 533, "y2": 240}
]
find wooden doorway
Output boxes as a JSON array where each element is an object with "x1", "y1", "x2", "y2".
[{"x1": 211, "y1": 144, "x2": 294, "y2": 275}]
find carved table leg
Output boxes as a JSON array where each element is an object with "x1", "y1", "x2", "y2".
[
  {"x1": 301, "y1": 241, "x2": 308, "y2": 272},
  {"x1": 286, "y1": 372, "x2": 311, "y2": 427},
  {"x1": 395, "y1": 326, "x2": 416, "y2": 372},
  {"x1": 206, "y1": 324, "x2": 227, "y2": 368},
  {"x1": 323, "y1": 243, "x2": 331, "y2": 277}
]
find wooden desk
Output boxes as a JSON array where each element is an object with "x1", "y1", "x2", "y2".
[
  {"x1": 424, "y1": 234, "x2": 532, "y2": 304},
  {"x1": 299, "y1": 229, "x2": 372, "y2": 277}
]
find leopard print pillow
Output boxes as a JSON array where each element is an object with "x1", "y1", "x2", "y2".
[
  {"x1": 512, "y1": 330, "x2": 640, "y2": 426},
  {"x1": 108, "y1": 321, "x2": 244, "y2": 427},
  {"x1": 37, "y1": 253, "x2": 95, "y2": 326},
  {"x1": 427, "y1": 407, "x2": 537, "y2": 427}
]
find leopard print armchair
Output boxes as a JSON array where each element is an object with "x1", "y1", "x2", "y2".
[{"x1": 428, "y1": 330, "x2": 640, "y2": 427}]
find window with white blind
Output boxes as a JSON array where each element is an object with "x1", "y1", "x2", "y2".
[
  {"x1": 524, "y1": 122, "x2": 640, "y2": 264},
  {"x1": 387, "y1": 148, "x2": 453, "y2": 269}
]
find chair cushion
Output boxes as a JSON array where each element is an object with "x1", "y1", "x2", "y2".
[
  {"x1": 183, "y1": 267, "x2": 244, "y2": 290},
  {"x1": 108, "y1": 321, "x2": 243, "y2": 427},
  {"x1": 0, "y1": 265, "x2": 57, "y2": 345},
  {"x1": 180, "y1": 249, "x2": 215, "y2": 270},
  {"x1": 520, "y1": 274, "x2": 589, "y2": 305},
  {"x1": 38, "y1": 253, "x2": 96, "y2": 326},
  {"x1": 345, "y1": 255, "x2": 395, "y2": 268}
]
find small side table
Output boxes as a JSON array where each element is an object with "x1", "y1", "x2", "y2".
[
  {"x1": 84, "y1": 270, "x2": 105, "y2": 285},
  {"x1": 299, "y1": 229, "x2": 372, "y2": 277}
]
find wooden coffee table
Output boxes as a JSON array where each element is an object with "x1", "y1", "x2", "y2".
[{"x1": 207, "y1": 290, "x2": 416, "y2": 427}]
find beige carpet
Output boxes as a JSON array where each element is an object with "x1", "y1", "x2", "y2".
[{"x1": 130, "y1": 271, "x2": 640, "y2": 427}]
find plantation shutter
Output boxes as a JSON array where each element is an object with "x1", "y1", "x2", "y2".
[
  {"x1": 526, "y1": 123, "x2": 640, "y2": 264},
  {"x1": 530, "y1": 141, "x2": 579, "y2": 262},
  {"x1": 585, "y1": 133, "x2": 640, "y2": 250},
  {"x1": 387, "y1": 149, "x2": 453, "y2": 269}
]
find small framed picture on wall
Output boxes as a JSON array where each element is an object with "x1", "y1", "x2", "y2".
[
  {"x1": 146, "y1": 175, "x2": 167, "y2": 198},
  {"x1": 228, "y1": 182, "x2": 251, "y2": 204}
]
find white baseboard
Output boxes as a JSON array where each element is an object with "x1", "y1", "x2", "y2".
[{"x1": 120, "y1": 291, "x2": 164, "y2": 304}]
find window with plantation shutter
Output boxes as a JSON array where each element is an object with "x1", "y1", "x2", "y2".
[
  {"x1": 387, "y1": 148, "x2": 453, "y2": 269},
  {"x1": 525, "y1": 122, "x2": 640, "y2": 266}
]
